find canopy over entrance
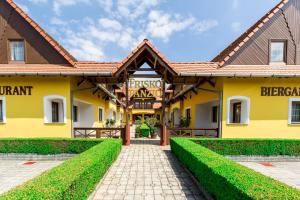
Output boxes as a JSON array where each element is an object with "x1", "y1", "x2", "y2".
[{"x1": 77, "y1": 39, "x2": 218, "y2": 146}]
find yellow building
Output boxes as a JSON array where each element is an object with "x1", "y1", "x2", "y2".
[{"x1": 1, "y1": 0, "x2": 300, "y2": 145}]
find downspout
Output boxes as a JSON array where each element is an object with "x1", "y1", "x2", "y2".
[{"x1": 218, "y1": 91, "x2": 223, "y2": 138}]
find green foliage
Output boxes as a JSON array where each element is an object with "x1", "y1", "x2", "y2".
[
  {"x1": 144, "y1": 117, "x2": 159, "y2": 134},
  {"x1": 0, "y1": 138, "x2": 101, "y2": 155},
  {"x1": 180, "y1": 117, "x2": 190, "y2": 128},
  {"x1": 194, "y1": 138, "x2": 300, "y2": 156},
  {"x1": 106, "y1": 119, "x2": 116, "y2": 127},
  {"x1": 170, "y1": 138, "x2": 300, "y2": 200},
  {"x1": 0, "y1": 139, "x2": 122, "y2": 200},
  {"x1": 140, "y1": 123, "x2": 150, "y2": 137}
]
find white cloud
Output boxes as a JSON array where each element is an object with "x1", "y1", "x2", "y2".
[
  {"x1": 193, "y1": 20, "x2": 219, "y2": 33},
  {"x1": 96, "y1": 0, "x2": 113, "y2": 12},
  {"x1": 50, "y1": 17, "x2": 67, "y2": 25},
  {"x1": 53, "y1": 0, "x2": 90, "y2": 15},
  {"x1": 147, "y1": 10, "x2": 218, "y2": 42},
  {"x1": 29, "y1": 0, "x2": 48, "y2": 4},
  {"x1": 117, "y1": 0, "x2": 160, "y2": 20},
  {"x1": 99, "y1": 18, "x2": 122, "y2": 30},
  {"x1": 231, "y1": 22, "x2": 241, "y2": 32}
]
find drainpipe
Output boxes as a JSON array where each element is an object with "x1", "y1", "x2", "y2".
[{"x1": 218, "y1": 91, "x2": 223, "y2": 138}]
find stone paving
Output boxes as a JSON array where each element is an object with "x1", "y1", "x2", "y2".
[
  {"x1": 238, "y1": 161, "x2": 300, "y2": 189},
  {"x1": 0, "y1": 160, "x2": 63, "y2": 195},
  {"x1": 92, "y1": 139, "x2": 205, "y2": 200}
]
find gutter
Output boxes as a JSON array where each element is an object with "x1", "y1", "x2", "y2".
[
  {"x1": 0, "y1": 72, "x2": 113, "y2": 76},
  {"x1": 178, "y1": 72, "x2": 300, "y2": 78}
]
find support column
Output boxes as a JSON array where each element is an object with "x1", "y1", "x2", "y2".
[
  {"x1": 161, "y1": 79, "x2": 167, "y2": 146},
  {"x1": 125, "y1": 75, "x2": 130, "y2": 146}
]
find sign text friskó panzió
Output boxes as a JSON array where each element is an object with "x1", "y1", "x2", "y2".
[
  {"x1": 261, "y1": 87, "x2": 300, "y2": 96},
  {"x1": 0, "y1": 86, "x2": 33, "y2": 95},
  {"x1": 129, "y1": 79, "x2": 162, "y2": 99}
]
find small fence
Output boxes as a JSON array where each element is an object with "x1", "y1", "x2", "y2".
[
  {"x1": 73, "y1": 127, "x2": 125, "y2": 139},
  {"x1": 168, "y1": 128, "x2": 218, "y2": 138}
]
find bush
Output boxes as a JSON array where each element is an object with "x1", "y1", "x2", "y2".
[
  {"x1": 0, "y1": 139, "x2": 122, "y2": 200},
  {"x1": 0, "y1": 138, "x2": 101, "y2": 155},
  {"x1": 140, "y1": 123, "x2": 150, "y2": 137},
  {"x1": 171, "y1": 138, "x2": 300, "y2": 200},
  {"x1": 194, "y1": 138, "x2": 300, "y2": 156}
]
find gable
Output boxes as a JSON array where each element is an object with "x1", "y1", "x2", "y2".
[
  {"x1": 0, "y1": 1, "x2": 75, "y2": 65},
  {"x1": 226, "y1": 8, "x2": 295, "y2": 65}
]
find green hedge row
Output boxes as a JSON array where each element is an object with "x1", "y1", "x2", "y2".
[
  {"x1": 0, "y1": 139, "x2": 122, "y2": 200},
  {"x1": 194, "y1": 138, "x2": 300, "y2": 156},
  {"x1": 0, "y1": 138, "x2": 101, "y2": 155},
  {"x1": 170, "y1": 138, "x2": 300, "y2": 200}
]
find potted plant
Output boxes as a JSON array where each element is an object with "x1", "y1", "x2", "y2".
[
  {"x1": 135, "y1": 117, "x2": 142, "y2": 138},
  {"x1": 106, "y1": 118, "x2": 116, "y2": 127},
  {"x1": 145, "y1": 117, "x2": 159, "y2": 139}
]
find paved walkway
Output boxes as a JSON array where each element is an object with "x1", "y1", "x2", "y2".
[
  {"x1": 92, "y1": 139, "x2": 205, "y2": 200},
  {"x1": 0, "y1": 160, "x2": 63, "y2": 195},
  {"x1": 239, "y1": 161, "x2": 300, "y2": 189}
]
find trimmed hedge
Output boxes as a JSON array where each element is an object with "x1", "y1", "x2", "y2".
[
  {"x1": 194, "y1": 138, "x2": 300, "y2": 156},
  {"x1": 0, "y1": 139, "x2": 122, "y2": 200},
  {"x1": 171, "y1": 138, "x2": 300, "y2": 200},
  {"x1": 0, "y1": 138, "x2": 101, "y2": 155}
]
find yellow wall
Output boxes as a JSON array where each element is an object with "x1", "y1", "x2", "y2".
[
  {"x1": 222, "y1": 77, "x2": 300, "y2": 139},
  {"x1": 0, "y1": 77, "x2": 71, "y2": 138},
  {"x1": 181, "y1": 82, "x2": 219, "y2": 128}
]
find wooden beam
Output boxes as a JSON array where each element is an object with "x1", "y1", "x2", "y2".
[{"x1": 77, "y1": 78, "x2": 87, "y2": 87}]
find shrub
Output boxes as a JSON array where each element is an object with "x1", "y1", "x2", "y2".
[
  {"x1": 0, "y1": 138, "x2": 101, "y2": 155},
  {"x1": 140, "y1": 123, "x2": 150, "y2": 137},
  {"x1": 0, "y1": 139, "x2": 122, "y2": 200},
  {"x1": 194, "y1": 138, "x2": 300, "y2": 156},
  {"x1": 171, "y1": 138, "x2": 300, "y2": 200}
]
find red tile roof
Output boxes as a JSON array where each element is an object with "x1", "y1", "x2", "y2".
[
  {"x1": 212, "y1": 0, "x2": 289, "y2": 67},
  {"x1": 5, "y1": 0, "x2": 77, "y2": 66}
]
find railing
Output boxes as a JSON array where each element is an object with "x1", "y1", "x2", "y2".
[
  {"x1": 74, "y1": 127, "x2": 125, "y2": 139},
  {"x1": 168, "y1": 128, "x2": 219, "y2": 138}
]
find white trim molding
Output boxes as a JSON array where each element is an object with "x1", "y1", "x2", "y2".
[
  {"x1": 0, "y1": 96, "x2": 6, "y2": 123},
  {"x1": 43, "y1": 95, "x2": 67, "y2": 124},
  {"x1": 227, "y1": 96, "x2": 250, "y2": 125},
  {"x1": 288, "y1": 98, "x2": 300, "y2": 125}
]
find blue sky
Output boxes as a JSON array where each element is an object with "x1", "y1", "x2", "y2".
[{"x1": 15, "y1": 0, "x2": 279, "y2": 62}]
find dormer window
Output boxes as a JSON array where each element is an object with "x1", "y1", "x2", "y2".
[
  {"x1": 9, "y1": 40, "x2": 25, "y2": 62},
  {"x1": 270, "y1": 40, "x2": 286, "y2": 63}
]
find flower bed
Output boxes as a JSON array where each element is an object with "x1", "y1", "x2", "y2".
[
  {"x1": 0, "y1": 138, "x2": 122, "y2": 200},
  {"x1": 171, "y1": 138, "x2": 300, "y2": 200}
]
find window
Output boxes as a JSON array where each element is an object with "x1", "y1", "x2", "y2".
[
  {"x1": 212, "y1": 106, "x2": 218, "y2": 123},
  {"x1": 0, "y1": 97, "x2": 6, "y2": 123},
  {"x1": 227, "y1": 96, "x2": 250, "y2": 124},
  {"x1": 98, "y1": 107, "x2": 104, "y2": 122},
  {"x1": 44, "y1": 95, "x2": 66, "y2": 123},
  {"x1": 232, "y1": 102, "x2": 241, "y2": 123},
  {"x1": 10, "y1": 40, "x2": 25, "y2": 62},
  {"x1": 185, "y1": 108, "x2": 191, "y2": 124},
  {"x1": 270, "y1": 41, "x2": 286, "y2": 63},
  {"x1": 73, "y1": 106, "x2": 78, "y2": 122},
  {"x1": 52, "y1": 102, "x2": 59, "y2": 123},
  {"x1": 288, "y1": 98, "x2": 300, "y2": 124}
]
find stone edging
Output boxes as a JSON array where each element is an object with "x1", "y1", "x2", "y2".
[
  {"x1": 0, "y1": 153, "x2": 75, "y2": 161},
  {"x1": 226, "y1": 155, "x2": 300, "y2": 162}
]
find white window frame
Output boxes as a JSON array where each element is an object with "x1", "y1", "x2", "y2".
[
  {"x1": 0, "y1": 97, "x2": 6, "y2": 123},
  {"x1": 43, "y1": 95, "x2": 67, "y2": 124},
  {"x1": 227, "y1": 96, "x2": 250, "y2": 125},
  {"x1": 98, "y1": 106, "x2": 104, "y2": 122},
  {"x1": 288, "y1": 98, "x2": 300, "y2": 125}
]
